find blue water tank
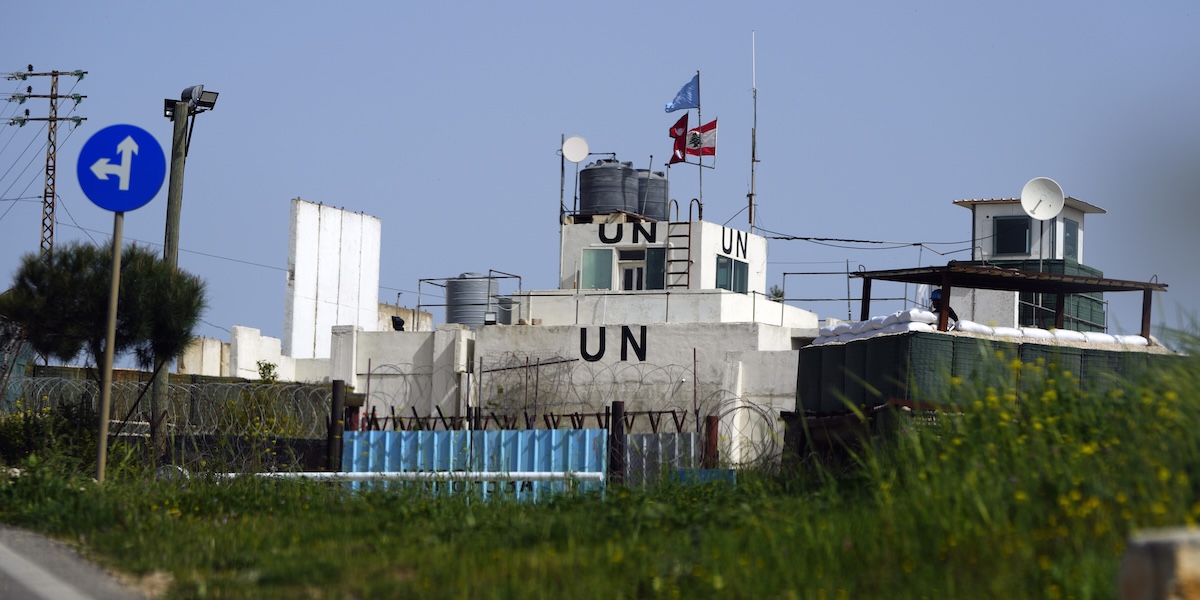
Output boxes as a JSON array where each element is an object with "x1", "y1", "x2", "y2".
[
  {"x1": 579, "y1": 159, "x2": 637, "y2": 216},
  {"x1": 637, "y1": 170, "x2": 668, "y2": 220}
]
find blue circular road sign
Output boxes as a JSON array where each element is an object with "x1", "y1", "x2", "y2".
[{"x1": 77, "y1": 124, "x2": 166, "y2": 212}]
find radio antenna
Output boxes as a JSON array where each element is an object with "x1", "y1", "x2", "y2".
[{"x1": 748, "y1": 31, "x2": 759, "y2": 233}]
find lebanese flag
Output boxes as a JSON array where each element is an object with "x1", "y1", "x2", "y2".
[
  {"x1": 668, "y1": 114, "x2": 688, "y2": 138},
  {"x1": 684, "y1": 118, "x2": 716, "y2": 156}
]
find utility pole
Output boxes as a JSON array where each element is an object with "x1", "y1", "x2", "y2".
[{"x1": 6, "y1": 65, "x2": 87, "y2": 259}]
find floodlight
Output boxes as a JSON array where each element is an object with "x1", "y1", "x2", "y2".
[
  {"x1": 196, "y1": 90, "x2": 218, "y2": 109},
  {"x1": 179, "y1": 85, "x2": 218, "y2": 111}
]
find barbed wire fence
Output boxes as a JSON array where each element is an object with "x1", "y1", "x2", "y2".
[
  {"x1": 2, "y1": 377, "x2": 333, "y2": 471},
  {"x1": 3, "y1": 355, "x2": 790, "y2": 472},
  {"x1": 4, "y1": 377, "x2": 331, "y2": 438},
  {"x1": 366, "y1": 351, "x2": 787, "y2": 470}
]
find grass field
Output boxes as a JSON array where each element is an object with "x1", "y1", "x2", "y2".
[{"x1": 2, "y1": 341, "x2": 1198, "y2": 599}]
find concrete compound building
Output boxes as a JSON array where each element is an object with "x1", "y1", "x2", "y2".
[
  {"x1": 180, "y1": 169, "x2": 1161, "y2": 466},
  {"x1": 181, "y1": 187, "x2": 821, "y2": 464}
]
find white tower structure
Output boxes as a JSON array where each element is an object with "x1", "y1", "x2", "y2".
[{"x1": 284, "y1": 198, "x2": 382, "y2": 359}]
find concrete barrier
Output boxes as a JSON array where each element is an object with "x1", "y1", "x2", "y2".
[{"x1": 1120, "y1": 528, "x2": 1200, "y2": 599}]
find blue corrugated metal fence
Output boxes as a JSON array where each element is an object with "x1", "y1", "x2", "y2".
[{"x1": 342, "y1": 429, "x2": 607, "y2": 501}]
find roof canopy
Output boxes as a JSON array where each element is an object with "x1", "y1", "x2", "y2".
[
  {"x1": 952, "y1": 197, "x2": 1107, "y2": 214},
  {"x1": 850, "y1": 262, "x2": 1166, "y2": 337}
]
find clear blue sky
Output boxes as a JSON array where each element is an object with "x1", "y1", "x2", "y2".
[{"x1": 2, "y1": 1, "x2": 1197, "y2": 353}]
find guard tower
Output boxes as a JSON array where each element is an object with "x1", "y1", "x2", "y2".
[{"x1": 952, "y1": 193, "x2": 1108, "y2": 331}]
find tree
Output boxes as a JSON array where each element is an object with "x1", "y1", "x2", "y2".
[
  {"x1": 769, "y1": 284, "x2": 785, "y2": 302},
  {"x1": 0, "y1": 242, "x2": 207, "y2": 371}
]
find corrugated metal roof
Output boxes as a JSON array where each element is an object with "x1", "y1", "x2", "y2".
[
  {"x1": 952, "y1": 197, "x2": 1106, "y2": 214},
  {"x1": 850, "y1": 263, "x2": 1165, "y2": 295},
  {"x1": 850, "y1": 262, "x2": 1166, "y2": 336}
]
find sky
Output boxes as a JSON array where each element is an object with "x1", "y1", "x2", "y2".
[{"x1": 2, "y1": 1, "x2": 1198, "y2": 354}]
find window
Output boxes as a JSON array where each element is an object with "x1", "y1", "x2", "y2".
[
  {"x1": 1063, "y1": 218, "x2": 1079, "y2": 261},
  {"x1": 716, "y1": 255, "x2": 748, "y2": 293},
  {"x1": 645, "y1": 247, "x2": 666, "y2": 290},
  {"x1": 621, "y1": 266, "x2": 645, "y2": 290},
  {"x1": 617, "y1": 247, "x2": 666, "y2": 291},
  {"x1": 581, "y1": 248, "x2": 612, "y2": 290},
  {"x1": 994, "y1": 216, "x2": 1031, "y2": 256}
]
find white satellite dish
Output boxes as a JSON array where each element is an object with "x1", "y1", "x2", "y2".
[
  {"x1": 1020, "y1": 177, "x2": 1065, "y2": 221},
  {"x1": 562, "y1": 135, "x2": 589, "y2": 163}
]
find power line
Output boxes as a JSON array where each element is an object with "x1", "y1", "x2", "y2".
[
  {"x1": 755, "y1": 224, "x2": 972, "y2": 248},
  {"x1": 48, "y1": 220, "x2": 425, "y2": 299}
]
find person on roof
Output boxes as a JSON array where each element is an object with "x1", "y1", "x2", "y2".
[{"x1": 930, "y1": 289, "x2": 959, "y2": 323}]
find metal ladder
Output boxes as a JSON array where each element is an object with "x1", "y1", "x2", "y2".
[{"x1": 665, "y1": 199, "x2": 702, "y2": 289}]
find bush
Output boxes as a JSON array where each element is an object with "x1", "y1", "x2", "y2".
[{"x1": 0, "y1": 396, "x2": 98, "y2": 469}]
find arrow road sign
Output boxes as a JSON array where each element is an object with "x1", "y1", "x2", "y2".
[
  {"x1": 89, "y1": 135, "x2": 138, "y2": 190},
  {"x1": 77, "y1": 124, "x2": 165, "y2": 212}
]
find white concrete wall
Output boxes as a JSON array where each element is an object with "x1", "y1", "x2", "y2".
[
  {"x1": 178, "y1": 337, "x2": 228, "y2": 377},
  {"x1": 692, "y1": 221, "x2": 769, "y2": 294},
  {"x1": 337, "y1": 324, "x2": 470, "y2": 421},
  {"x1": 284, "y1": 198, "x2": 382, "y2": 359},
  {"x1": 511, "y1": 289, "x2": 818, "y2": 329},
  {"x1": 560, "y1": 220, "x2": 669, "y2": 290},
  {"x1": 230, "y1": 326, "x2": 295, "y2": 381},
  {"x1": 954, "y1": 288, "x2": 1019, "y2": 328},
  {"x1": 558, "y1": 220, "x2": 769, "y2": 294},
  {"x1": 293, "y1": 358, "x2": 330, "y2": 384},
  {"x1": 471, "y1": 322, "x2": 775, "y2": 417},
  {"x1": 720, "y1": 350, "x2": 799, "y2": 465},
  {"x1": 375, "y1": 304, "x2": 433, "y2": 333},
  {"x1": 321, "y1": 318, "x2": 802, "y2": 468}
]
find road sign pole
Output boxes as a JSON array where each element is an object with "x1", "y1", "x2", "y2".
[
  {"x1": 96, "y1": 211, "x2": 124, "y2": 484},
  {"x1": 78, "y1": 124, "x2": 166, "y2": 481}
]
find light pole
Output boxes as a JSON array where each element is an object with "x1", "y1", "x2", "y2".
[
  {"x1": 162, "y1": 85, "x2": 218, "y2": 266},
  {"x1": 150, "y1": 85, "x2": 218, "y2": 460}
]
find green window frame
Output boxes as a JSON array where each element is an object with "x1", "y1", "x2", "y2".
[
  {"x1": 581, "y1": 248, "x2": 613, "y2": 290},
  {"x1": 1063, "y1": 218, "x2": 1079, "y2": 262},
  {"x1": 716, "y1": 255, "x2": 748, "y2": 293}
]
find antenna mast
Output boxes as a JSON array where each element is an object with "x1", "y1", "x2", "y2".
[{"x1": 748, "y1": 32, "x2": 758, "y2": 233}]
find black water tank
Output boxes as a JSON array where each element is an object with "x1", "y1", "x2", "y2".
[
  {"x1": 579, "y1": 159, "x2": 637, "y2": 215},
  {"x1": 637, "y1": 169, "x2": 668, "y2": 220}
]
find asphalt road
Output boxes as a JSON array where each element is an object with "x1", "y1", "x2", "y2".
[{"x1": 0, "y1": 525, "x2": 148, "y2": 600}]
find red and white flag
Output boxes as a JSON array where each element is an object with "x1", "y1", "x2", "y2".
[
  {"x1": 670, "y1": 135, "x2": 687, "y2": 164},
  {"x1": 668, "y1": 114, "x2": 688, "y2": 138},
  {"x1": 684, "y1": 118, "x2": 717, "y2": 156},
  {"x1": 668, "y1": 114, "x2": 689, "y2": 164}
]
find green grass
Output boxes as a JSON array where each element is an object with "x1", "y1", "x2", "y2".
[{"x1": 2, "y1": 344, "x2": 1199, "y2": 599}]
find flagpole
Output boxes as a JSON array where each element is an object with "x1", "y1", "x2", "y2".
[
  {"x1": 559, "y1": 133, "x2": 566, "y2": 286},
  {"x1": 695, "y1": 70, "x2": 702, "y2": 213}
]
